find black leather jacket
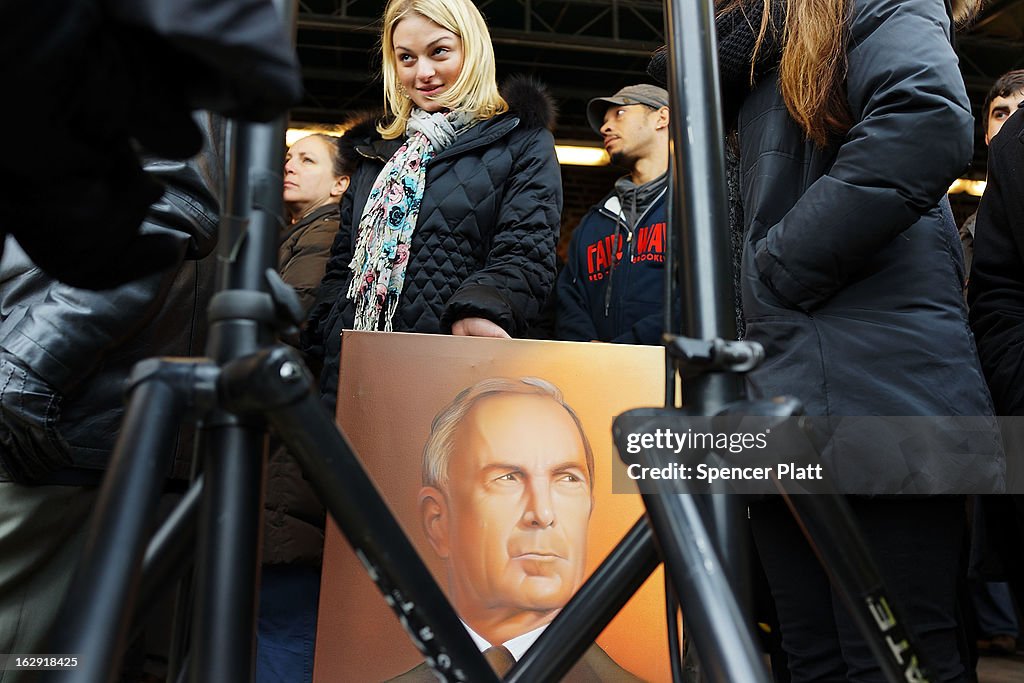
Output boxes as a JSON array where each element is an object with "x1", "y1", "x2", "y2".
[{"x1": 0, "y1": 115, "x2": 223, "y2": 485}]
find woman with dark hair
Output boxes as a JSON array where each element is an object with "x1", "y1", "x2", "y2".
[
  {"x1": 655, "y1": 1, "x2": 999, "y2": 681},
  {"x1": 304, "y1": 0, "x2": 561, "y2": 412},
  {"x1": 280, "y1": 133, "x2": 351, "y2": 313},
  {"x1": 257, "y1": 131, "x2": 359, "y2": 683}
]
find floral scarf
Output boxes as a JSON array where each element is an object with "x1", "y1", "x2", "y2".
[{"x1": 347, "y1": 108, "x2": 474, "y2": 331}]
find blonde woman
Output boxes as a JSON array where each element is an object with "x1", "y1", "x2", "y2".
[
  {"x1": 304, "y1": 0, "x2": 561, "y2": 410},
  {"x1": 673, "y1": 0, "x2": 995, "y2": 680}
]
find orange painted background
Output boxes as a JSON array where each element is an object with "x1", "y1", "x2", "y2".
[{"x1": 313, "y1": 331, "x2": 672, "y2": 682}]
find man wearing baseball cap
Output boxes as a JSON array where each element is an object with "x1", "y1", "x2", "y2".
[{"x1": 556, "y1": 84, "x2": 672, "y2": 344}]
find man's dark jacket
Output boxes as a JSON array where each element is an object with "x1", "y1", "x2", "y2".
[
  {"x1": 556, "y1": 187, "x2": 668, "y2": 344},
  {"x1": 304, "y1": 77, "x2": 561, "y2": 409},
  {"x1": 0, "y1": 116, "x2": 222, "y2": 485},
  {"x1": 969, "y1": 108, "x2": 1024, "y2": 415},
  {"x1": 733, "y1": 0, "x2": 999, "y2": 494}
]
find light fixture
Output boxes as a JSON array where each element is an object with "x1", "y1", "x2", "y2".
[
  {"x1": 948, "y1": 178, "x2": 986, "y2": 197},
  {"x1": 555, "y1": 145, "x2": 610, "y2": 167},
  {"x1": 287, "y1": 125, "x2": 610, "y2": 167},
  {"x1": 288, "y1": 123, "x2": 997, "y2": 186},
  {"x1": 286, "y1": 126, "x2": 342, "y2": 146}
]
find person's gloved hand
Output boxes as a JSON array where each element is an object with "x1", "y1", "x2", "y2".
[{"x1": 0, "y1": 352, "x2": 72, "y2": 484}]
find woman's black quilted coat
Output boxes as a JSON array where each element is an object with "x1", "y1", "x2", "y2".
[{"x1": 304, "y1": 77, "x2": 562, "y2": 407}]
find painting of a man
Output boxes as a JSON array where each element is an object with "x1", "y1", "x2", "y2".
[{"x1": 392, "y1": 377, "x2": 642, "y2": 681}]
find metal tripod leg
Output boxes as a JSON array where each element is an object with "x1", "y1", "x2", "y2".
[
  {"x1": 132, "y1": 476, "x2": 202, "y2": 640},
  {"x1": 782, "y1": 493, "x2": 932, "y2": 682},
  {"x1": 188, "y1": 78, "x2": 290, "y2": 678},
  {"x1": 45, "y1": 360, "x2": 216, "y2": 683},
  {"x1": 220, "y1": 345, "x2": 499, "y2": 683},
  {"x1": 190, "y1": 421, "x2": 266, "y2": 682},
  {"x1": 641, "y1": 489, "x2": 771, "y2": 683}
]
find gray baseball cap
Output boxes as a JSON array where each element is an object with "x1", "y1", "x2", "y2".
[{"x1": 587, "y1": 84, "x2": 669, "y2": 133}]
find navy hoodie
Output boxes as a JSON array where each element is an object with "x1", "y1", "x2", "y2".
[{"x1": 556, "y1": 178, "x2": 668, "y2": 344}]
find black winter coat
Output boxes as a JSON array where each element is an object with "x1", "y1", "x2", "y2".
[
  {"x1": 969, "y1": 108, "x2": 1024, "y2": 415},
  {"x1": 734, "y1": 0, "x2": 1000, "y2": 493},
  {"x1": 0, "y1": 115, "x2": 222, "y2": 485},
  {"x1": 305, "y1": 77, "x2": 561, "y2": 407}
]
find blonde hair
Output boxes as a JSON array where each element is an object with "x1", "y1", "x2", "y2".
[
  {"x1": 717, "y1": 0, "x2": 983, "y2": 147},
  {"x1": 379, "y1": 0, "x2": 508, "y2": 139}
]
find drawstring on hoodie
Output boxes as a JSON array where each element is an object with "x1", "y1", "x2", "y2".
[
  {"x1": 604, "y1": 183, "x2": 637, "y2": 317},
  {"x1": 604, "y1": 173, "x2": 668, "y2": 318}
]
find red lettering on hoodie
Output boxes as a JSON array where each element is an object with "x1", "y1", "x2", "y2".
[{"x1": 585, "y1": 221, "x2": 665, "y2": 277}]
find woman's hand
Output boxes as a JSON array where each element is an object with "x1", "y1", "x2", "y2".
[{"x1": 450, "y1": 317, "x2": 510, "y2": 338}]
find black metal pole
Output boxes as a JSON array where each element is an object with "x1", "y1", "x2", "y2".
[
  {"x1": 191, "y1": 425, "x2": 267, "y2": 683},
  {"x1": 640, "y1": 487, "x2": 769, "y2": 683},
  {"x1": 130, "y1": 477, "x2": 202, "y2": 641},
  {"x1": 134, "y1": 480, "x2": 201, "y2": 683},
  {"x1": 665, "y1": 576, "x2": 684, "y2": 683},
  {"x1": 166, "y1": 569, "x2": 194, "y2": 683},
  {"x1": 701, "y1": 491, "x2": 750, "y2": 613},
  {"x1": 664, "y1": 0, "x2": 733, "y2": 348},
  {"x1": 190, "y1": 116, "x2": 288, "y2": 682},
  {"x1": 220, "y1": 346, "x2": 499, "y2": 682},
  {"x1": 663, "y1": 0, "x2": 751, "y2": 615},
  {"x1": 45, "y1": 370, "x2": 192, "y2": 683},
  {"x1": 190, "y1": 2, "x2": 295, "y2": 676},
  {"x1": 664, "y1": 175, "x2": 677, "y2": 409}
]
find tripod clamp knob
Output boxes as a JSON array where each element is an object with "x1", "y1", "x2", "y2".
[
  {"x1": 666, "y1": 335, "x2": 764, "y2": 376},
  {"x1": 206, "y1": 269, "x2": 305, "y2": 335}
]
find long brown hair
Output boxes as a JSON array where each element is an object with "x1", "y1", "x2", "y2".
[{"x1": 716, "y1": 0, "x2": 983, "y2": 147}]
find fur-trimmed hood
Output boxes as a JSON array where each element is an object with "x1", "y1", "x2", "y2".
[
  {"x1": 337, "y1": 110, "x2": 383, "y2": 173},
  {"x1": 501, "y1": 74, "x2": 558, "y2": 132}
]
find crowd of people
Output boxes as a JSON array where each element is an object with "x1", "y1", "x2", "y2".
[{"x1": 1, "y1": 0, "x2": 1023, "y2": 681}]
